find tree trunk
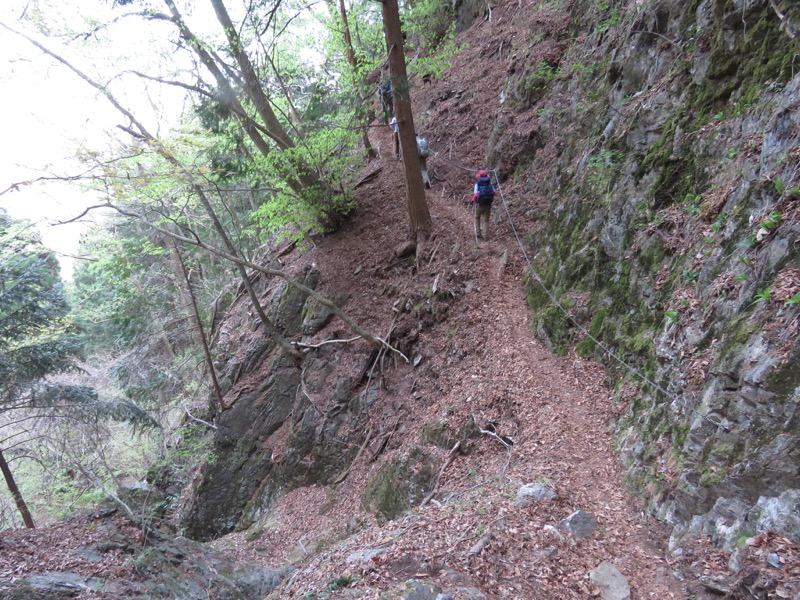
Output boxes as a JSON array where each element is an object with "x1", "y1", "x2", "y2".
[
  {"x1": 381, "y1": 0, "x2": 432, "y2": 246},
  {"x1": 170, "y1": 240, "x2": 227, "y2": 412},
  {"x1": 209, "y1": 0, "x2": 323, "y2": 192},
  {"x1": 163, "y1": 0, "x2": 308, "y2": 196},
  {"x1": 0, "y1": 446, "x2": 35, "y2": 529},
  {"x1": 339, "y1": 0, "x2": 377, "y2": 160}
]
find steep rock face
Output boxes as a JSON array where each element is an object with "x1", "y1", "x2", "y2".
[
  {"x1": 491, "y1": 0, "x2": 800, "y2": 549},
  {"x1": 180, "y1": 263, "x2": 441, "y2": 541},
  {"x1": 181, "y1": 266, "x2": 375, "y2": 540}
]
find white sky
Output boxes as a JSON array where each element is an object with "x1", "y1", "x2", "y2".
[
  {"x1": 0, "y1": 27, "x2": 106, "y2": 279},
  {"x1": 0, "y1": 1, "x2": 185, "y2": 279},
  {"x1": 0, "y1": 0, "x2": 329, "y2": 279}
]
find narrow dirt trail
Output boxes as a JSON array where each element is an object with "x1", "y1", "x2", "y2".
[
  {"x1": 247, "y1": 131, "x2": 694, "y2": 597},
  {"x1": 417, "y1": 148, "x2": 687, "y2": 597}
]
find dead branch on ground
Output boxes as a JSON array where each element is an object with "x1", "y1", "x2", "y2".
[
  {"x1": 331, "y1": 428, "x2": 373, "y2": 484},
  {"x1": 294, "y1": 336, "x2": 360, "y2": 349},
  {"x1": 466, "y1": 531, "x2": 493, "y2": 557},
  {"x1": 420, "y1": 441, "x2": 461, "y2": 507}
]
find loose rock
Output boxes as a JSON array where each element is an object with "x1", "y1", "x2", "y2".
[
  {"x1": 513, "y1": 482, "x2": 557, "y2": 507},
  {"x1": 589, "y1": 561, "x2": 631, "y2": 600},
  {"x1": 559, "y1": 509, "x2": 597, "y2": 539}
]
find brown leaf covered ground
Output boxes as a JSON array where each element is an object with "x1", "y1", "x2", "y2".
[{"x1": 3, "y1": 1, "x2": 798, "y2": 598}]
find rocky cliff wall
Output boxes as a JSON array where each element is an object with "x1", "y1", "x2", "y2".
[
  {"x1": 179, "y1": 260, "x2": 445, "y2": 542},
  {"x1": 180, "y1": 267, "x2": 377, "y2": 540},
  {"x1": 495, "y1": 0, "x2": 800, "y2": 550}
]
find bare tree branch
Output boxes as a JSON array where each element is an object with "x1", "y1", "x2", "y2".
[{"x1": 184, "y1": 406, "x2": 217, "y2": 430}]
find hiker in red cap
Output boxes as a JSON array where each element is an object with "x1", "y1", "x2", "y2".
[{"x1": 471, "y1": 170, "x2": 495, "y2": 240}]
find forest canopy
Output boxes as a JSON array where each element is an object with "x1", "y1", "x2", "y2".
[{"x1": 0, "y1": 0, "x2": 456, "y2": 528}]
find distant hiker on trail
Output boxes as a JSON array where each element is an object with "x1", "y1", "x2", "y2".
[
  {"x1": 416, "y1": 133, "x2": 431, "y2": 189},
  {"x1": 390, "y1": 116, "x2": 400, "y2": 160},
  {"x1": 471, "y1": 170, "x2": 495, "y2": 240}
]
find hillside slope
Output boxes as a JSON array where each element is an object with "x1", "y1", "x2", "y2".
[
  {"x1": 195, "y1": 94, "x2": 691, "y2": 599},
  {"x1": 3, "y1": 0, "x2": 799, "y2": 598},
  {"x1": 196, "y1": 0, "x2": 800, "y2": 596}
]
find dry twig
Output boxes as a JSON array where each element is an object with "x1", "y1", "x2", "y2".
[
  {"x1": 332, "y1": 428, "x2": 373, "y2": 484},
  {"x1": 420, "y1": 441, "x2": 462, "y2": 507}
]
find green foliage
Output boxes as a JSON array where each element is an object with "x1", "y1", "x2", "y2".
[
  {"x1": 72, "y1": 218, "x2": 222, "y2": 413},
  {"x1": 527, "y1": 61, "x2": 558, "y2": 89},
  {"x1": 592, "y1": 0, "x2": 622, "y2": 33},
  {"x1": 586, "y1": 149, "x2": 624, "y2": 196},
  {"x1": 785, "y1": 292, "x2": 800, "y2": 306},
  {"x1": 0, "y1": 210, "x2": 84, "y2": 409},
  {"x1": 710, "y1": 213, "x2": 726, "y2": 232},
  {"x1": 753, "y1": 287, "x2": 771, "y2": 303},
  {"x1": 399, "y1": 0, "x2": 462, "y2": 82},
  {"x1": 516, "y1": 60, "x2": 559, "y2": 107},
  {"x1": 172, "y1": 422, "x2": 218, "y2": 464},
  {"x1": 760, "y1": 210, "x2": 782, "y2": 230},
  {"x1": 248, "y1": 122, "x2": 358, "y2": 240},
  {"x1": 682, "y1": 192, "x2": 702, "y2": 218},
  {"x1": 408, "y1": 37, "x2": 464, "y2": 81},
  {"x1": 72, "y1": 225, "x2": 175, "y2": 350},
  {"x1": 0, "y1": 210, "x2": 159, "y2": 527},
  {"x1": 664, "y1": 310, "x2": 679, "y2": 326},
  {"x1": 404, "y1": 0, "x2": 454, "y2": 51},
  {"x1": 682, "y1": 270, "x2": 699, "y2": 283}
]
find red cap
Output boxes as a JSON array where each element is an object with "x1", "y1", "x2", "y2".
[{"x1": 476, "y1": 170, "x2": 489, "y2": 179}]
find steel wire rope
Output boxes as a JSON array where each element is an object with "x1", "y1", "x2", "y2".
[
  {"x1": 427, "y1": 141, "x2": 732, "y2": 432},
  {"x1": 489, "y1": 169, "x2": 729, "y2": 432}
]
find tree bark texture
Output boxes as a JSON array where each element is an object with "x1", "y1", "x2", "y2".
[
  {"x1": 381, "y1": 0, "x2": 432, "y2": 244},
  {"x1": 338, "y1": 0, "x2": 377, "y2": 160},
  {"x1": 0, "y1": 446, "x2": 35, "y2": 529}
]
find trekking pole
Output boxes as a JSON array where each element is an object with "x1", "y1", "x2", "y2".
[{"x1": 472, "y1": 202, "x2": 479, "y2": 243}]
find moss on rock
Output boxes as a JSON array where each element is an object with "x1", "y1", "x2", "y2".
[{"x1": 361, "y1": 449, "x2": 437, "y2": 521}]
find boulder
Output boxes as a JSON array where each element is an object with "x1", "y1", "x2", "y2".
[
  {"x1": 589, "y1": 561, "x2": 631, "y2": 600},
  {"x1": 559, "y1": 510, "x2": 596, "y2": 539}
]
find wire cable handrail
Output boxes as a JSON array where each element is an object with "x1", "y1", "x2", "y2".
[
  {"x1": 426, "y1": 139, "x2": 729, "y2": 431},
  {"x1": 489, "y1": 168, "x2": 726, "y2": 431}
]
